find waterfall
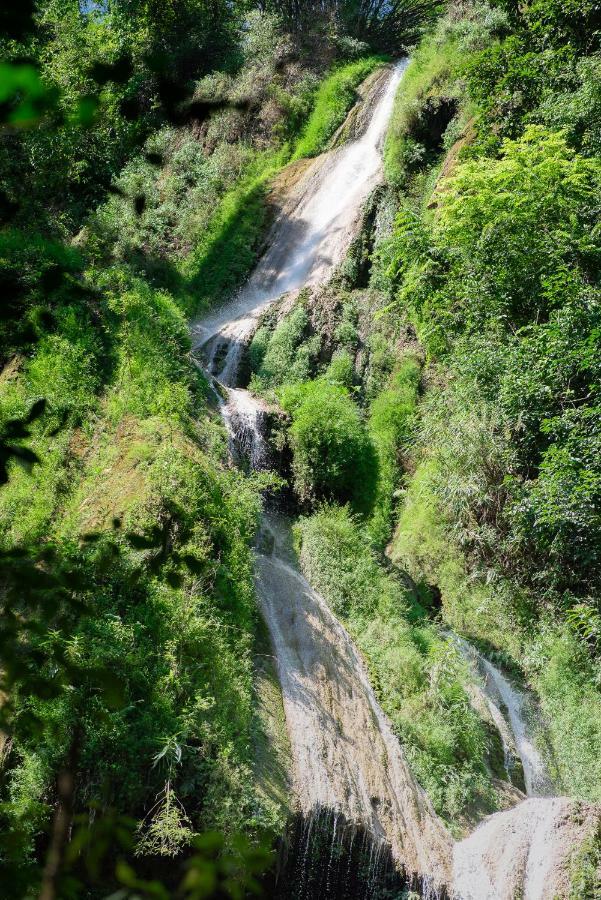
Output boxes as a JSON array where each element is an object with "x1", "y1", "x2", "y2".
[
  {"x1": 255, "y1": 514, "x2": 452, "y2": 890},
  {"x1": 192, "y1": 59, "x2": 410, "y2": 388},
  {"x1": 447, "y1": 633, "x2": 554, "y2": 797},
  {"x1": 452, "y1": 797, "x2": 587, "y2": 900},
  {"x1": 222, "y1": 388, "x2": 270, "y2": 469},
  {"x1": 191, "y1": 61, "x2": 599, "y2": 899}
]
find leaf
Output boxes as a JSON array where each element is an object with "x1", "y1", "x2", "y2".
[{"x1": 115, "y1": 861, "x2": 170, "y2": 900}]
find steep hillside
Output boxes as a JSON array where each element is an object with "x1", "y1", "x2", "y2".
[
  {"x1": 1, "y1": 0, "x2": 600, "y2": 897},
  {"x1": 236, "y1": 0, "x2": 601, "y2": 892},
  {"x1": 0, "y1": 2, "x2": 425, "y2": 894}
]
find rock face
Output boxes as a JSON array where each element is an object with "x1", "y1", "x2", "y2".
[{"x1": 453, "y1": 797, "x2": 599, "y2": 900}]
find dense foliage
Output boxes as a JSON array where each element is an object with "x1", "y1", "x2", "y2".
[
  {"x1": 260, "y1": 0, "x2": 442, "y2": 52},
  {"x1": 381, "y1": 0, "x2": 601, "y2": 804},
  {"x1": 0, "y1": 0, "x2": 438, "y2": 893},
  {"x1": 246, "y1": 0, "x2": 601, "y2": 840},
  {"x1": 3, "y1": 0, "x2": 600, "y2": 893}
]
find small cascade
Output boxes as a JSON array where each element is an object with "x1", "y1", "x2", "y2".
[
  {"x1": 448, "y1": 633, "x2": 554, "y2": 796},
  {"x1": 254, "y1": 515, "x2": 452, "y2": 891},
  {"x1": 267, "y1": 808, "x2": 424, "y2": 899},
  {"x1": 222, "y1": 388, "x2": 270, "y2": 470},
  {"x1": 452, "y1": 797, "x2": 595, "y2": 900}
]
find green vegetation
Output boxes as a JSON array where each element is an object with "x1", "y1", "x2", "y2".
[
  {"x1": 379, "y1": 0, "x2": 601, "y2": 811},
  {"x1": 292, "y1": 56, "x2": 384, "y2": 160},
  {"x1": 280, "y1": 378, "x2": 377, "y2": 513},
  {"x1": 295, "y1": 505, "x2": 496, "y2": 828},
  {"x1": 3, "y1": 0, "x2": 601, "y2": 893},
  {"x1": 367, "y1": 352, "x2": 421, "y2": 545},
  {"x1": 568, "y1": 822, "x2": 601, "y2": 900}
]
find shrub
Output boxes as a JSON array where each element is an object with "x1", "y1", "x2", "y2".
[
  {"x1": 324, "y1": 350, "x2": 356, "y2": 389},
  {"x1": 368, "y1": 354, "x2": 421, "y2": 546},
  {"x1": 280, "y1": 378, "x2": 377, "y2": 513},
  {"x1": 250, "y1": 304, "x2": 319, "y2": 391}
]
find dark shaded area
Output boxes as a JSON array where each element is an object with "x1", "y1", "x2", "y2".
[
  {"x1": 263, "y1": 807, "x2": 446, "y2": 899},
  {"x1": 410, "y1": 95, "x2": 458, "y2": 157},
  {"x1": 263, "y1": 0, "x2": 442, "y2": 54}
]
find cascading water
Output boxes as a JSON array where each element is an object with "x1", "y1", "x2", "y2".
[
  {"x1": 445, "y1": 637, "x2": 593, "y2": 900},
  {"x1": 192, "y1": 59, "x2": 410, "y2": 384},
  {"x1": 452, "y1": 797, "x2": 593, "y2": 900},
  {"x1": 255, "y1": 514, "x2": 452, "y2": 891},
  {"x1": 222, "y1": 388, "x2": 270, "y2": 469},
  {"x1": 192, "y1": 60, "x2": 599, "y2": 899},
  {"x1": 447, "y1": 633, "x2": 554, "y2": 797}
]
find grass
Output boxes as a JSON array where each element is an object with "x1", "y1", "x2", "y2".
[
  {"x1": 367, "y1": 352, "x2": 421, "y2": 547},
  {"x1": 383, "y1": 30, "x2": 463, "y2": 187},
  {"x1": 182, "y1": 152, "x2": 283, "y2": 317}
]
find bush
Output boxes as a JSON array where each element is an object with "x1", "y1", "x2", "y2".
[
  {"x1": 536, "y1": 55, "x2": 601, "y2": 157},
  {"x1": 250, "y1": 304, "x2": 319, "y2": 391},
  {"x1": 280, "y1": 378, "x2": 377, "y2": 513},
  {"x1": 368, "y1": 353, "x2": 421, "y2": 546}
]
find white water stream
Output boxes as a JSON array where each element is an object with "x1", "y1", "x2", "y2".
[
  {"x1": 447, "y1": 633, "x2": 554, "y2": 797},
  {"x1": 256, "y1": 514, "x2": 451, "y2": 889},
  {"x1": 192, "y1": 59, "x2": 409, "y2": 388},
  {"x1": 193, "y1": 62, "x2": 598, "y2": 899}
]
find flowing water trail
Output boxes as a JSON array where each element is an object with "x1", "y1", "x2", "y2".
[
  {"x1": 192, "y1": 61, "x2": 599, "y2": 898},
  {"x1": 445, "y1": 641, "x2": 597, "y2": 899},
  {"x1": 192, "y1": 59, "x2": 409, "y2": 386},
  {"x1": 255, "y1": 514, "x2": 452, "y2": 888},
  {"x1": 447, "y1": 633, "x2": 554, "y2": 796},
  {"x1": 453, "y1": 798, "x2": 578, "y2": 900}
]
